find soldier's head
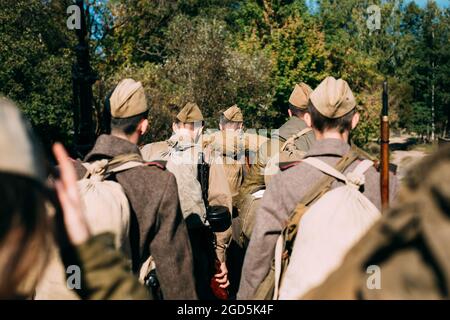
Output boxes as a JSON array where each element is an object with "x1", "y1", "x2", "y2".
[
  {"x1": 305, "y1": 77, "x2": 360, "y2": 142},
  {"x1": 219, "y1": 105, "x2": 243, "y2": 131},
  {"x1": 108, "y1": 79, "x2": 149, "y2": 145},
  {"x1": 172, "y1": 102, "x2": 204, "y2": 141},
  {"x1": 288, "y1": 83, "x2": 313, "y2": 120},
  {"x1": 0, "y1": 98, "x2": 53, "y2": 299}
]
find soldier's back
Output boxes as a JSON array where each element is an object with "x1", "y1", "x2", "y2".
[{"x1": 141, "y1": 141, "x2": 169, "y2": 161}]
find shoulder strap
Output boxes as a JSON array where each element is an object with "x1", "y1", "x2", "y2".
[
  {"x1": 280, "y1": 128, "x2": 313, "y2": 151},
  {"x1": 352, "y1": 159, "x2": 375, "y2": 176},
  {"x1": 301, "y1": 157, "x2": 348, "y2": 183},
  {"x1": 274, "y1": 234, "x2": 285, "y2": 299},
  {"x1": 108, "y1": 153, "x2": 143, "y2": 167},
  {"x1": 107, "y1": 161, "x2": 144, "y2": 174},
  {"x1": 299, "y1": 145, "x2": 362, "y2": 207},
  {"x1": 301, "y1": 157, "x2": 374, "y2": 186},
  {"x1": 81, "y1": 154, "x2": 144, "y2": 177},
  {"x1": 273, "y1": 146, "x2": 363, "y2": 299}
]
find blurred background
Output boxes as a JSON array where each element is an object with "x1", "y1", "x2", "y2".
[{"x1": 0, "y1": 0, "x2": 449, "y2": 166}]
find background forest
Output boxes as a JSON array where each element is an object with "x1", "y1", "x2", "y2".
[{"x1": 1, "y1": 0, "x2": 449, "y2": 150}]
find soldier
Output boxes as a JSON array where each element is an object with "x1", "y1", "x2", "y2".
[
  {"x1": 304, "y1": 144, "x2": 450, "y2": 300},
  {"x1": 237, "y1": 76, "x2": 399, "y2": 300},
  {"x1": 206, "y1": 105, "x2": 267, "y2": 199},
  {"x1": 141, "y1": 102, "x2": 233, "y2": 299},
  {"x1": 71, "y1": 79, "x2": 197, "y2": 300},
  {"x1": 233, "y1": 83, "x2": 316, "y2": 249},
  {"x1": 204, "y1": 105, "x2": 268, "y2": 298},
  {"x1": 236, "y1": 82, "x2": 316, "y2": 201}
]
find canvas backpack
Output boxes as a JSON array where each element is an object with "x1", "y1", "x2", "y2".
[
  {"x1": 264, "y1": 128, "x2": 312, "y2": 185},
  {"x1": 253, "y1": 146, "x2": 373, "y2": 299},
  {"x1": 303, "y1": 145, "x2": 450, "y2": 300},
  {"x1": 235, "y1": 128, "x2": 312, "y2": 248},
  {"x1": 274, "y1": 157, "x2": 381, "y2": 299},
  {"x1": 162, "y1": 142, "x2": 208, "y2": 227},
  {"x1": 35, "y1": 154, "x2": 146, "y2": 300}
]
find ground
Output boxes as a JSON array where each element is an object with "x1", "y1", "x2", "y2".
[{"x1": 390, "y1": 135, "x2": 434, "y2": 180}]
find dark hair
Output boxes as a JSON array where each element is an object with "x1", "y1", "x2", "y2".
[
  {"x1": 110, "y1": 111, "x2": 149, "y2": 136},
  {"x1": 288, "y1": 103, "x2": 308, "y2": 118},
  {"x1": 0, "y1": 173, "x2": 52, "y2": 299},
  {"x1": 219, "y1": 114, "x2": 243, "y2": 130},
  {"x1": 101, "y1": 87, "x2": 116, "y2": 135},
  {"x1": 308, "y1": 102, "x2": 355, "y2": 134}
]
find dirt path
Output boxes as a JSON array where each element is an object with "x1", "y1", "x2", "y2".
[{"x1": 390, "y1": 136, "x2": 428, "y2": 180}]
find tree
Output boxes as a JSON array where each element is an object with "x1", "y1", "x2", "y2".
[
  {"x1": 0, "y1": 0, "x2": 76, "y2": 151},
  {"x1": 104, "y1": 16, "x2": 273, "y2": 142}
]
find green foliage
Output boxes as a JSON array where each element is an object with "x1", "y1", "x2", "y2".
[
  {"x1": 1, "y1": 0, "x2": 449, "y2": 150},
  {"x1": 0, "y1": 0, "x2": 75, "y2": 150},
  {"x1": 103, "y1": 16, "x2": 274, "y2": 143}
]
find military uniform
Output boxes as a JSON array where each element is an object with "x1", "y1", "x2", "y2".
[
  {"x1": 237, "y1": 77, "x2": 399, "y2": 300},
  {"x1": 304, "y1": 145, "x2": 450, "y2": 300},
  {"x1": 141, "y1": 135, "x2": 233, "y2": 259},
  {"x1": 72, "y1": 80, "x2": 197, "y2": 300},
  {"x1": 233, "y1": 83, "x2": 315, "y2": 249},
  {"x1": 141, "y1": 102, "x2": 233, "y2": 299},
  {"x1": 205, "y1": 105, "x2": 268, "y2": 199},
  {"x1": 236, "y1": 83, "x2": 315, "y2": 202}
]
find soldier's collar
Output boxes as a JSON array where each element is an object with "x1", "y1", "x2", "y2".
[
  {"x1": 84, "y1": 134, "x2": 141, "y2": 162},
  {"x1": 304, "y1": 138, "x2": 351, "y2": 158}
]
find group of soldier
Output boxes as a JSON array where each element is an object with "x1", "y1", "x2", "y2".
[
  {"x1": 1, "y1": 74, "x2": 449, "y2": 300},
  {"x1": 71, "y1": 75, "x2": 397, "y2": 300}
]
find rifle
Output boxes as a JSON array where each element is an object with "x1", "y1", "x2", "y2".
[
  {"x1": 197, "y1": 152, "x2": 230, "y2": 300},
  {"x1": 380, "y1": 81, "x2": 390, "y2": 211},
  {"x1": 72, "y1": 0, "x2": 97, "y2": 158},
  {"x1": 198, "y1": 152, "x2": 210, "y2": 211}
]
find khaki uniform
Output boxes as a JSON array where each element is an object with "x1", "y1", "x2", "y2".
[
  {"x1": 237, "y1": 139, "x2": 399, "y2": 300},
  {"x1": 141, "y1": 135, "x2": 232, "y2": 299},
  {"x1": 205, "y1": 130, "x2": 268, "y2": 199},
  {"x1": 141, "y1": 137, "x2": 232, "y2": 260},
  {"x1": 237, "y1": 117, "x2": 315, "y2": 203},
  {"x1": 70, "y1": 233, "x2": 151, "y2": 300}
]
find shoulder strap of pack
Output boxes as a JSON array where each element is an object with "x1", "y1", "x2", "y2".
[
  {"x1": 301, "y1": 157, "x2": 374, "y2": 186},
  {"x1": 106, "y1": 153, "x2": 145, "y2": 174},
  {"x1": 273, "y1": 145, "x2": 362, "y2": 299},
  {"x1": 299, "y1": 145, "x2": 361, "y2": 207},
  {"x1": 280, "y1": 128, "x2": 313, "y2": 151},
  {"x1": 283, "y1": 145, "x2": 363, "y2": 251}
]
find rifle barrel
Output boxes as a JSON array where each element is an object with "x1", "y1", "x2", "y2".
[
  {"x1": 381, "y1": 81, "x2": 390, "y2": 210},
  {"x1": 382, "y1": 81, "x2": 388, "y2": 116}
]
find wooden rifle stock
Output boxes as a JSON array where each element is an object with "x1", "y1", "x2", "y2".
[{"x1": 381, "y1": 81, "x2": 390, "y2": 211}]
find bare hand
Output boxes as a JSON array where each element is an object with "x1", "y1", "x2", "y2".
[
  {"x1": 53, "y1": 143, "x2": 91, "y2": 245},
  {"x1": 214, "y1": 262, "x2": 230, "y2": 289}
]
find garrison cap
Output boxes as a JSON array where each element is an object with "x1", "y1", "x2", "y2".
[
  {"x1": 0, "y1": 98, "x2": 46, "y2": 183},
  {"x1": 310, "y1": 76, "x2": 356, "y2": 118},
  {"x1": 110, "y1": 79, "x2": 148, "y2": 118},
  {"x1": 223, "y1": 105, "x2": 243, "y2": 122},
  {"x1": 289, "y1": 83, "x2": 313, "y2": 110},
  {"x1": 176, "y1": 102, "x2": 204, "y2": 123}
]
